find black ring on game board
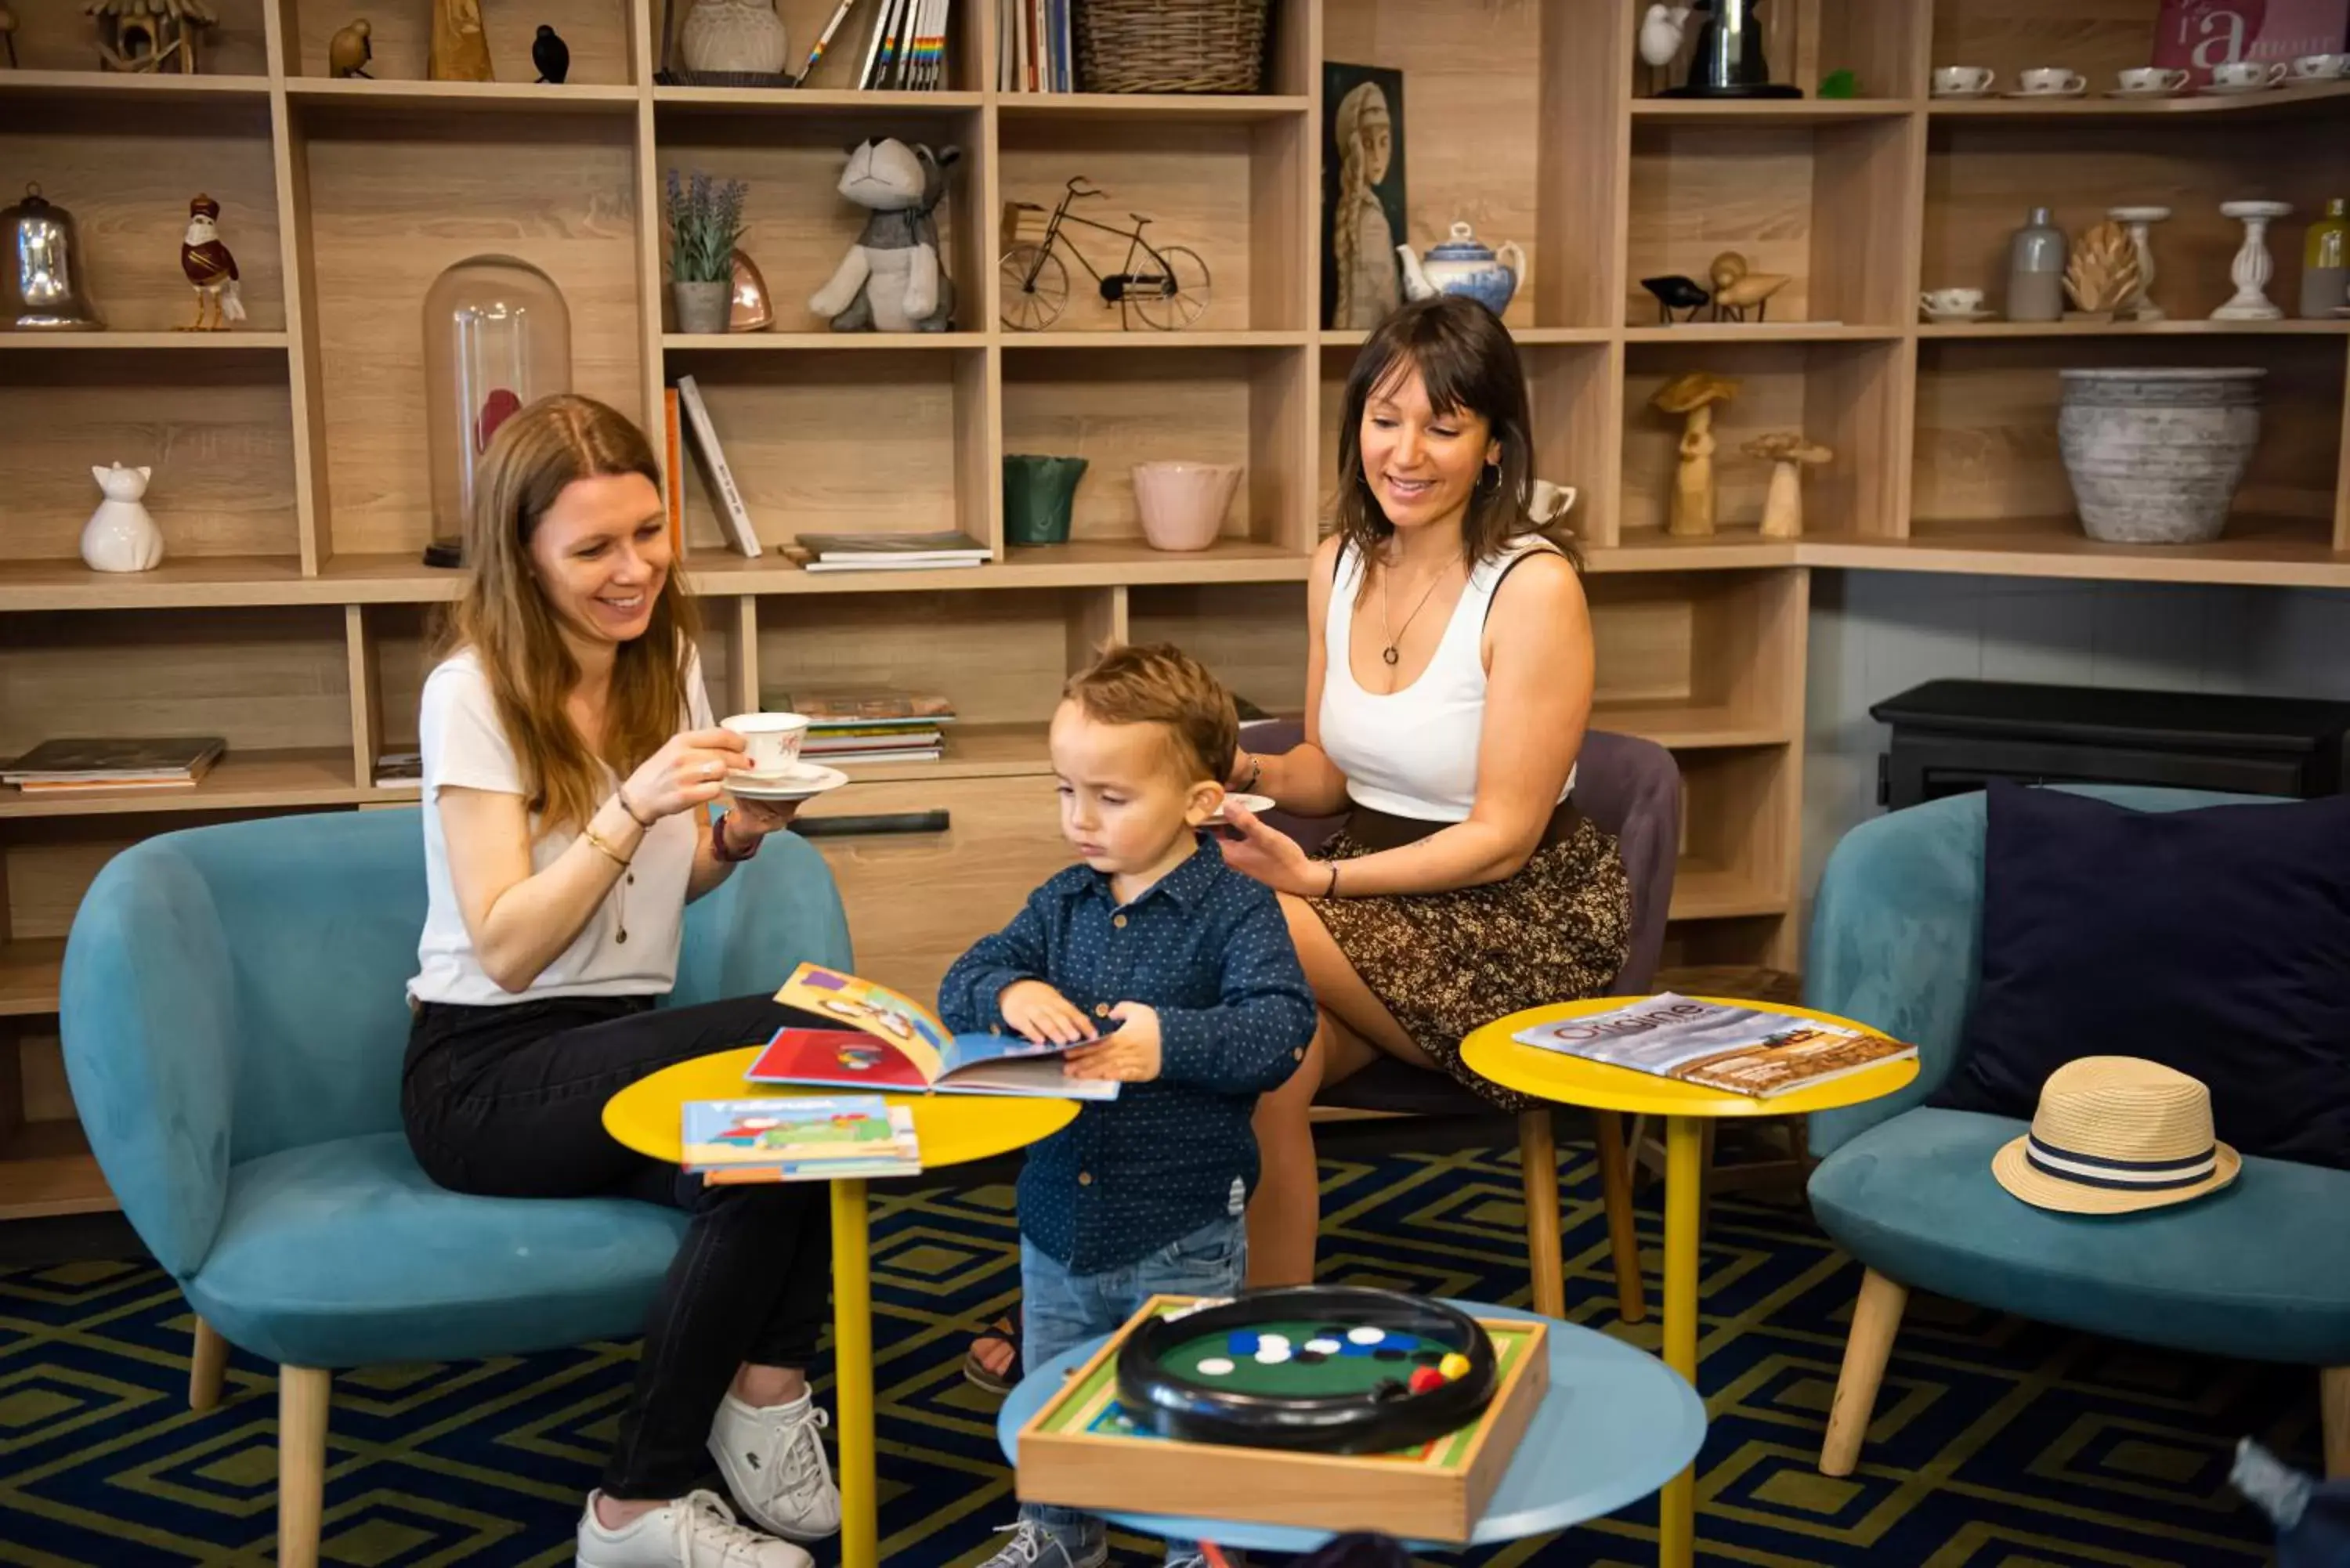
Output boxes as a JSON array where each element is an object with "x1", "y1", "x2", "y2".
[{"x1": 1112, "y1": 1285, "x2": 1499, "y2": 1454}]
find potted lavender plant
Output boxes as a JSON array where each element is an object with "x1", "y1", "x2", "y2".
[{"x1": 666, "y1": 168, "x2": 747, "y2": 335}]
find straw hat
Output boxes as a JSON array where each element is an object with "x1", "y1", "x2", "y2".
[{"x1": 1991, "y1": 1057, "x2": 2240, "y2": 1215}]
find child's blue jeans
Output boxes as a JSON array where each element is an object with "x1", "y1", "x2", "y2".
[{"x1": 1019, "y1": 1211, "x2": 1247, "y2": 1564}]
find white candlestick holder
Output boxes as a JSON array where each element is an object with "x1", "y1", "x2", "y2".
[
  {"x1": 2213, "y1": 201, "x2": 2292, "y2": 321},
  {"x1": 2108, "y1": 205, "x2": 2171, "y2": 321}
]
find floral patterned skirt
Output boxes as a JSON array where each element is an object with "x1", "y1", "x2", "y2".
[{"x1": 1305, "y1": 813, "x2": 1632, "y2": 1113}]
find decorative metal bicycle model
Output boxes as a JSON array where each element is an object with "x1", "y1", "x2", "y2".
[{"x1": 999, "y1": 177, "x2": 1210, "y2": 331}]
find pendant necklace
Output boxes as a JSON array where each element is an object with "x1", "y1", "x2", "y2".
[{"x1": 1379, "y1": 555, "x2": 1452, "y2": 668}]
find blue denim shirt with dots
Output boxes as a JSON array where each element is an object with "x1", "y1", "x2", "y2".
[{"x1": 938, "y1": 833, "x2": 1318, "y2": 1275}]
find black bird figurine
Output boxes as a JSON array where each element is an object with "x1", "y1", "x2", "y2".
[
  {"x1": 532, "y1": 23, "x2": 570, "y2": 84},
  {"x1": 1641, "y1": 274, "x2": 1711, "y2": 324}
]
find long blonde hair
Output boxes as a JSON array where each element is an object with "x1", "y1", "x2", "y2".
[{"x1": 435, "y1": 393, "x2": 699, "y2": 833}]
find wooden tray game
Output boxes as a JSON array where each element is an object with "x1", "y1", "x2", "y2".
[{"x1": 1015, "y1": 1295, "x2": 1549, "y2": 1543}]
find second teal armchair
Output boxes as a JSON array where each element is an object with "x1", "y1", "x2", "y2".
[{"x1": 59, "y1": 805, "x2": 853, "y2": 1566}]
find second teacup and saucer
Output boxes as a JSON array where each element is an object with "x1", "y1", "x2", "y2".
[
  {"x1": 1920, "y1": 288, "x2": 1994, "y2": 324},
  {"x1": 720, "y1": 710, "x2": 850, "y2": 801}
]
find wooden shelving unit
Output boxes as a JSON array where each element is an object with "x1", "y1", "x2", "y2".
[{"x1": 4, "y1": 0, "x2": 2348, "y2": 1217}]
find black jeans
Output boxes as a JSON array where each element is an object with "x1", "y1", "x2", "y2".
[{"x1": 402, "y1": 991, "x2": 836, "y2": 1501}]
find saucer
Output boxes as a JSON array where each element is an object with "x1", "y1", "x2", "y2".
[
  {"x1": 2105, "y1": 85, "x2": 2186, "y2": 99},
  {"x1": 1208, "y1": 792, "x2": 1274, "y2": 824},
  {"x1": 1929, "y1": 86, "x2": 1994, "y2": 99},
  {"x1": 725, "y1": 762, "x2": 850, "y2": 801},
  {"x1": 2005, "y1": 85, "x2": 2086, "y2": 99},
  {"x1": 2200, "y1": 79, "x2": 2282, "y2": 95},
  {"x1": 1922, "y1": 308, "x2": 1996, "y2": 323}
]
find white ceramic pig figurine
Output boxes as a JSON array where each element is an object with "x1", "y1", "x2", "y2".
[{"x1": 82, "y1": 463, "x2": 163, "y2": 573}]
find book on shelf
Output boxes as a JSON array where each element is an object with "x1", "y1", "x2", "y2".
[
  {"x1": 674, "y1": 376, "x2": 761, "y2": 558},
  {"x1": 765, "y1": 690, "x2": 955, "y2": 764},
  {"x1": 791, "y1": 530, "x2": 989, "y2": 571},
  {"x1": 857, "y1": 0, "x2": 954, "y2": 90},
  {"x1": 682, "y1": 1095, "x2": 921, "y2": 1183},
  {"x1": 1511, "y1": 993, "x2": 1917, "y2": 1100},
  {"x1": 662, "y1": 387, "x2": 685, "y2": 557},
  {"x1": 998, "y1": 0, "x2": 1068, "y2": 90},
  {"x1": 2154, "y1": 0, "x2": 2348, "y2": 85},
  {"x1": 2, "y1": 736, "x2": 224, "y2": 792},
  {"x1": 373, "y1": 750, "x2": 422, "y2": 788},
  {"x1": 750, "y1": 961, "x2": 1120, "y2": 1100}
]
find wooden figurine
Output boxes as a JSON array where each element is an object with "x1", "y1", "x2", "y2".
[
  {"x1": 87, "y1": 0, "x2": 219, "y2": 74},
  {"x1": 179, "y1": 193, "x2": 244, "y2": 331},
  {"x1": 1, "y1": 7, "x2": 18, "y2": 70},
  {"x1": 328, "y1": 19, "x2": 374, "y2": 77},
  {"x1": 1709, "y1": 250, "x2": 1748, "y2": 295},
  {"x1": 2063, "y1": 219, "x2": 2142, "y2": 322},
  {"x1": 1642, "y1": 274, "x2": 1710, "y2": 323},
  {"x1": 1652, "y1": 371, "x2": 1741, "y2": 537},
  {"x1": 1744, "y1": 432, "x2": 1833, "y2": 537},
  {"x1": 429, "y1": 0, "x2": 494, "y2": 81},
  {"x1": 533, "y1": 23, "x2": 569, "y2": 81},
  {"x1": 1715, "y1": 270, "x2": 1791, "y2": 321}
]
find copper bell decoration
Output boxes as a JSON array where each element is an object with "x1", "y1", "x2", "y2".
[{"x1": 5, "y1": 183, "x2": 106, "y2": 331}]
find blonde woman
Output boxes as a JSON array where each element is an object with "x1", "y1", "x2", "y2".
[
  {"x1": 1332, "y1": 79, "x2": 1401, "y2": 330},
  {"x1": 400, "y1": 394, "x2": 840, "y2": 1568}
]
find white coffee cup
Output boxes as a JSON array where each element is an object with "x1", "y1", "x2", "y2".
[
  {"x1": 2290, "y1": 53, "x2": 2349, "y2": 79},
  {"x1": 2210, "y1": 60, "x2": 2287, "y2": 88},
  {"x1": 1528, "y1": 479, "x2": 1578, "y2": 525},
  {"x1": 2017, "y1": 67, "x2": 2086, "y2": 96},
  {"x1": 1932, "y1": 64, "x2": 1996, "y2": 96},
  {"x1": 2116, "y1": 67, "x2": 2189, "y2": 92},
  {"x1": 722, "y1": 711, "x2": 810, "y2": 777},
  {"x1": 1921, "y1": 287, "x2": 1987, "y2": 315}
]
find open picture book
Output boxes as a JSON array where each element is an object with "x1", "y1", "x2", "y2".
[
  {"x1": 682, "y1": 1095, "x2": 921, "y2": 1183},
  {"x1": 749, "y1": 962, "x2": 1120, "y2": 1102},
  {"x1": 1513, "y1": 994, "x2": 1916, "y2": 1099}
]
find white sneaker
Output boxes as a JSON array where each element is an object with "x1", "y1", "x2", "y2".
[
  {"x1": 575, "y1": 1488, "x2": 812, "y2": 1568},
  {"x1": 975, "y1": 1519, "x2": 1108, "y2": 1568},
  {"x1": 707, "y1": 1392, "x2": 842, "y2": 1542}
]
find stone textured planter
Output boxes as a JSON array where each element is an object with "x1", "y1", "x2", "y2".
[
  {"x1": 672, "y1": 280, "x2": 732, "y2": 336},
  {"x1": 2057, "y1": 367, "x2": 2264, "y2": 545}
]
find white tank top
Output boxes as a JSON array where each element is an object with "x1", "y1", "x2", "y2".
[{"x1": 1319, "y1": 537, "x2": 1576, "y2": 823}]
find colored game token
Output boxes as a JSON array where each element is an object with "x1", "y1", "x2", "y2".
[
  {"x1": 1230, "y1": 1331, "x2": 1262, "y2": 1356},
  {"x1": 1347, "y1": 1326, "x2": 1384, "y2": 1345},
  {"x1": 1198, "y1": 1357, "x2": 1235, "y2": 1376},
  {"x1": 1439, "y1": 1352, "x2": 1471, "y2": 1380},
  {"x1": 1305, "y1": 1337, "x2": 1341, "y2": 1355},
  {"x1": 1407, "y1": 1366, "x2": 1447, "y2": 1394},
  {"x1": 1255, "y1": 1346, "x2": 1292, "y2": 1365},
  {"x1": 1259, "y1": 1334, "x2": 1291, "y2": 1351}
]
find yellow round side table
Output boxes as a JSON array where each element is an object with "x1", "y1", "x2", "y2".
[
  {"x1": 1461, "y1": 997, "x2": 1917, "y2": 1568},
  {"x1": 605, "y1": 1047, "x2": 1079, "y2": 1568}
]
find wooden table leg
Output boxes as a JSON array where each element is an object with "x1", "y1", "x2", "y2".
[
  {"x1": 830, "y1": 1179, "x2": 877, "y2": 1568},
  {"x1": 1516, "y1": 1108, "x2": 1566, "y2": 1318},
  {"x1": 1658, "y1": 1115, "x2": 1704, "y2": 1568}
]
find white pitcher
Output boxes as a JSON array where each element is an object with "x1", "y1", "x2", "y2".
[{"x1": 82, "y1": 463, "x2": 163, "y2": 573}]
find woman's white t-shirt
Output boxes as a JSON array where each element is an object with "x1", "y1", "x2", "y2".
[{"x1": 407, "y1": 647, "x2": 714, "y2": 1006}]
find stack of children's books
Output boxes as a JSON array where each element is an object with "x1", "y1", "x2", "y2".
[
  {"x1": 2, "y1": 736, "x2": 225, "y2": 794},
  {"x1": 682, "y1": 1094, "x2": 921, "y2": 1184},
  {"x1": 750, "y1": 961, "x2": 1122, "y2": 1101},
  {"x1": 1513, "y1": 994, "x2": 1915, "y2": 1099},
  {"x1": 768, "y1": 691, "x2": 955, "y2": 766},
  {"x1": 788, "y1": 531, "x2": 989, "y2": 573}
]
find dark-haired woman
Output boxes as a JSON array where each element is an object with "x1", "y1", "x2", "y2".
[{"x1": 1217, "y1": 294, "x2": 1632, "y2": 1285}]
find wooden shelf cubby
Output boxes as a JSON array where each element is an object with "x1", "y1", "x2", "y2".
[{"x1": 4, "y1": 0, "x2": 2348, "y2": 1215}]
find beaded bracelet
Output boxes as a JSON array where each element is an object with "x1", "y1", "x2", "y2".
[{"x1": 710, "y1": 811, "x2": 762, "y2": 864}]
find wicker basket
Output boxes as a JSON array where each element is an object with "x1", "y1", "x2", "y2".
[{"x1": 1075, "y1": 0, "x2": 1272, "y2": 94}]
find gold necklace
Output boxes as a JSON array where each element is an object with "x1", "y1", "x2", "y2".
[{"x1": 1378, "y1": 555, "x2": 1452, "y2": 667}]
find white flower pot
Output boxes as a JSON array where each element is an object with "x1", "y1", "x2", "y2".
[{"x1": 2056, "y1": 368, "x2": 2263, "y2": 545}]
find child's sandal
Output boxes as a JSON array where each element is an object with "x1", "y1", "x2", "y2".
[{"x1": 962, "y1": 1313, "x2": 1021, "y2": 1396}]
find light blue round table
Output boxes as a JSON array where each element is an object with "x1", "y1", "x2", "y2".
[{"x1": 994, "y1": 1300, "x2": 1706, "y2": 1554}]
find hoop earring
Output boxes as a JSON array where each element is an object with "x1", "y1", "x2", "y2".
[{"x1": 1477, "y1": 461, "x2": 1502, "y2": 492}]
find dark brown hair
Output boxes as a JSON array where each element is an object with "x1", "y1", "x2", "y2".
[
  {"x1": 434, "y1": 392, "x2": 700, "y2": 833},
  {"x1": 1331, "y1": 295, "x2": 1578, "y2": 597},
  {"x1": 1062, "y1": 642, "x2": 1238, "y2": 787}
]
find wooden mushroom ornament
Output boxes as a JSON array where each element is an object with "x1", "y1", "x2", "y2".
[
  {"x1": 1652, "y1": 370, "x2": 1741, "y2": 536},
  {"x1": 1744, "y1": 432, "x2": 1832, "y2": 538}
]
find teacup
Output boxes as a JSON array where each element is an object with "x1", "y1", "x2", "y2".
[
  {"x1": 2116, "y1": 66, "x2": 2189, "y2": 93},
  {"x1": 2290, "y1": 52, "x2": 2350, "y2": 79},
  {"x1": 722, "y1": 711, "x2": 811, "y2": 777},
  {"x1": 2016, "y1": 67, "x2": 2087, "y2": 96},
  {"x1": 2210, "y1": 60, "x2": 2287, "y2": 89},
  {"x1": 1931, "y1": 64, "x2": 1996, "y2": 96},
  {"x1": 1528, "y1": 479, "x2": 1579, "y2": 525},
  {"x1": 1921, "y1": 287, "x2": 1987, "y2": 316}
]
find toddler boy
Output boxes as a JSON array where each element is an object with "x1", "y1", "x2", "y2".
[{"x1": 939, "y1": 643, "x2": 1318, "y2": 1568}]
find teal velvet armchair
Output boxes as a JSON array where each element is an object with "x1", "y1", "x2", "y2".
[
  {"x1": 1802, "y1": 786, "x2": 2350, "y2": 1481},
  {"x1": 59, "y1": 806, "x2": 853, "y2": 1566}
]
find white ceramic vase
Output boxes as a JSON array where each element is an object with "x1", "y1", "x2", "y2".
[
  {"x1": 679, "y1": 0, "x2": 789, "y2": 74},
  {"x1": 81, "y1": 462, "x2": 163, "y2": 573},
  {"x1": 2057, "y1": 368, "x2": 2263, "y2": 545},
  {"x1": 1132, "y1": 462, "x2": 1242, "y2": 552}
]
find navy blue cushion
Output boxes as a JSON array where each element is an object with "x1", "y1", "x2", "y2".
[{"x1": 1931, "y1": 779, "x2": 2350, "y2": 1170}]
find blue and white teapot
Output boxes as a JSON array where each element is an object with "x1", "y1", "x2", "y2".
[{"x1": 1397, "y1": 222, "x2": 1525, "y2": 316}]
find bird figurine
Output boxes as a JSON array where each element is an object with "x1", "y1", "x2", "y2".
[
  {"x1": 179, "y1": 193, "x2": 244, "y2": 331},
  {"x1": 328, "y1": 17, "x2": 372, "y2": 78},
  {"x1": 1641, "y1": 274, "x2": 1711, "y2": 324},
  {"x1": 1714, "y1": 271, "x2": 1791, "y2": 321},
  {"x1": 1640, "y1": 4, "x2": 1694, "y2": 68},
  {"x1": 532, "y1": 23, "x2": 570, "y2": 83}
]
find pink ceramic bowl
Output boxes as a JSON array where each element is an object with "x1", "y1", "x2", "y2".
[{"x1": 1132, "y1": 461, "x2": 1243, "y2": 552}]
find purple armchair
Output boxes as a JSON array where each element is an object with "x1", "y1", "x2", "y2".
[{"x1": 1239, "y1": 720, "x2": 1683, "y2": 1322}]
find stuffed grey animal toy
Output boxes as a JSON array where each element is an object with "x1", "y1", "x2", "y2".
[{"x1": 809, "y1": 138, "x2": 960, "y2": 332}]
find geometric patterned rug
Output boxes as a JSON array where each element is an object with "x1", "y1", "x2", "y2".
[{"x1": 0, "y1": 1137, "x2": 2316, "y2": 1566}]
